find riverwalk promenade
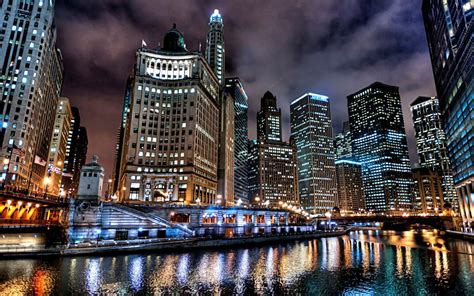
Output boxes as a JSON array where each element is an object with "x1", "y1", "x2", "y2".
[{"x1": 0, "y1": 229, "x2": 347, "y2": 258}]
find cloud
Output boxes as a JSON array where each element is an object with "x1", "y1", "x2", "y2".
[{"x1": 55, "y1": 0, "x2": 435, "y2": 174}]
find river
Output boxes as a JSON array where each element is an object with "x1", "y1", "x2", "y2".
[{"x1": 0, "y1": 230, "x2": 473, "y2": 295}]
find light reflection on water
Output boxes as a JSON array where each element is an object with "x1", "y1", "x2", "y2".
[{"x1": 0, "y1": 230, "x2": 473, "y2": 295}]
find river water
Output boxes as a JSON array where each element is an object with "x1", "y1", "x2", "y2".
[{"x1": 0, "y1": 230, "x2": 473, "y2": 295}]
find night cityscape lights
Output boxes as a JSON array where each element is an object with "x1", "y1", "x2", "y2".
[{"x1": 0, "y1": 1, "x2": 473, "y2": 295}]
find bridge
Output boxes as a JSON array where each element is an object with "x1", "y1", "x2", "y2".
[
  {"x1": 0, "y1": 189, "x2": 68, "y2": 229},
  {"x1": 329, "y1": 215, "x2": 459, "y2": 230}
]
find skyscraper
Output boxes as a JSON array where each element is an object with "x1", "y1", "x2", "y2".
[
  {"x1": 334, "y1": 122, "x2": 365, "y2": 214},
  {"x1": 248, "y1": 141, "x2": 299, "y2": 208},
  {"x1": 348, "y1": 82, "x2": 412, "y2": 213},
  {"x1": 226, "y1": 77, "x2": 249, "y2": 204},
  {"x1": 290, "y1": 93, "x2": 337, "y2": 214},
  {"x1": 422, "y1": 0, "x2": 473, "y2": 231},
  {"x1": 205, "y1": 9, "x2": 234, "y2": 205},
  {"x1": 257, "y1": 91, "x2": 282, "y2": 143},
  {"x1": 412, "y1": 166, "x2": 444, "y2": 215},
  {"x1": 0, "y1": 0, "x2": 63, "y2": 194},
  {"x1": 205, "y1": 9, "x2": 225, "y2": 86},
  {"x1": 46, "y1": 97, "x2": 72, "y2": 196},
  {"x1": 334, "y1": 121, "x2": 353, "y2": 160},
  {"x1": 217, "y1": 92, "x2": 234, "y2": 205},
  {"x1": 113, "y1": 77, "x2": 132, "y2": 193},
  {"x1": 249, "y1": 91, "x2": 298, "y2": 207},
  {"x1": 410, "y1": 96, "x2": 457, "y2": 209},
  {"x1": 116, "y1": 24, "x2": 220, "y2": 204},
  {"x1": 335, "y1": 160, "x2": 365, "y2": 213},
  {"x1": 62, "y1": 107, "x2": 88, "y2": 197}
]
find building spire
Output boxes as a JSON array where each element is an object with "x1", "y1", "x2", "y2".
[
  {"x1": 205, "y1": 9, "x2": 225, "y2": 86},
  {"x1": 210, "y1": 9, "x2": 223, "y2": 24}
]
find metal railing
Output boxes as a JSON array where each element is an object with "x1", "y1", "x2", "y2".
[
  {"x1": 0, "y1": 218, "x2": 60, "y2": 227},
  {"x1": 0, "y1": 188, "x2": 68, "y2": 205}
]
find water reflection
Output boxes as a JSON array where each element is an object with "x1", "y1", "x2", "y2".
[{"x1": 0, "y1": 230, "x2": 472, "y2": 295}]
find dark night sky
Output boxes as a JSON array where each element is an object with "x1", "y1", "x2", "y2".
[{"x1": 54, "y1": 0, "x2": 436, "y2": 176}]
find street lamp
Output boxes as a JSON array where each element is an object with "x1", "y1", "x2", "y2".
[
  {"x1": 255, "y1": 196, "x2": 260, "y2": 205},
  {"x1": 216, "y1": 194, "x2": 222, "y2": 206}
]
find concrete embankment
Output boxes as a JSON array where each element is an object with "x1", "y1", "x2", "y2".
[
  {"x1": 1, "y1": 231, "x2": 347, "y2": 258},
  {"x1": 446, "y1": 230, "x2": 474, "y2": 242}
]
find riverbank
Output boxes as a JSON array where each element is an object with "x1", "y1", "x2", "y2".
[
  {"x1": 0, "y1": 230, "x2": 348, "y2": 258},
  {"x1": 446, "y1": 230, "x2": 474, "y2": 242}
]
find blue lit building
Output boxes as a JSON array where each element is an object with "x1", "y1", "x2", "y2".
[
  {"x1": 347, "y1": 82, "x2": 413, "y2": 213},
  {"x1": 290, "y1": 93, "x2": 337, "y2": 214},
  {"x1": 225, "y1": 77, "x2": 249, "y2": 204},
  {"x1": 422, "y1": 0, "x2": 473, "y2": 231}
]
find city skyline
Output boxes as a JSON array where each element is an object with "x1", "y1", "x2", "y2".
[{"x1": 54, "y1": 0, "x2": 436, "y2": 175}]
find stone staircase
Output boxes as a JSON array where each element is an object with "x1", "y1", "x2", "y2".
[{"x1": 112, "y1": 204, "x2": 194, "y2": 236}]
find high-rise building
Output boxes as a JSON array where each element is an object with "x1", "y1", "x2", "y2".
[
  {"x1": 46, "y1": 97, "x2": 72, "y2": 196},
  {"x1": 257, "y1": 91, "x2": 282, "y2": 143},
  {"x1": 412, "y1": 167, "x2": 444, "y2": 215},
  {"x1": 0, "y1": 0, "x2": 63, "y2": 194},
  {"x1": 290, "y1": 93, "x2": 337, "y2": 214},
  {"x1": 113, "y1": 77, "x2": 133, "y2": 193},
  {"x1": 249, "y1": 91, "x2": 298, "y2": 208},
  {"x1": 217, "y1": 93, "x2": 234, "y2": 205},
  {"x1": 225, "y1": 77, "x2": 249, "y2": 204},
  {"x1": 347, "y1": 82, "x2": 413, "y2": 213},
  {"x1": 248, "y1": 140, "x2": 299, "y2": 208},
  {"x1": 422, "y1": 0, "x2": 473, "y2": 231},
  {"x1": 62, "y1": 107, "x2": 88, "y2": 197},
  {"x1": 410, "y1": 96, "x2": 457, "y2": 209},
  {"x1": 205, "y1": 9, "x2": 225, "y2": 86},
  {"x1": 204, "y1": 9, "x2": 234, "y2": 205},
  {"x1": 335, "y1": 160, "x2": 365, "y2": 213},
  {"x1": 116, "y1": 25, "x2": 220, "y2": 205},
  {"x1": 334, "y1": 121, "x2": 353, "y2": 160}
]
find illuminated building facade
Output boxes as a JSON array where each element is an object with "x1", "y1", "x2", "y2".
[
  {"x1": 62, "y1": 107, "x2": 88, "y2": 197},
  {"x1": 249, "y1": 91, "x2": 299, "y2": 207},
  {"x1": 335, "y1": 121, "x2": 352, "y2": 160},
  {"x1": 117, "y1": 25, "x2": 220, "y2": 205},
  {"x1": 0, "y1": 0, "x2": 63, "y2": 193},
  {"x1": 204, "y1": 9, "x2": 235, "y2": 205},
  {"x1": 113, "y1": 77, "x2": 133, "y2": 193},
  {"x1": 335, "y1": 160, "x2": 365, "y2": 213},
  {"x1": 410, "y1": 96, "x2": 457, "y2": 209},
  {"x1": 422, "y1": 0, "x2": 473, "y2": 231},
  {"x1": 46, "y1": 97, "x2": 72, "y2": 196},
  {"x1": 347, "y1": 82, "x2": 413, "y2": 213},
  {"x1": 217, "y1": 92, "x2": 234, "y2": 205},
  {"x1": 226, "y1": 77, "x2": 249, "y2": 204},
  {"x1": 257, "y1": 91, "x2": 282, "y2": 143},
  {"x1": 412, "y1": 167, "x2": 444, "y2": 214},
  {"x1": 290, "y1": 93, "x2": 337, "y2": 214},
  {"x1": 248, "y1": 141, "x2": 299, "y2": 208},
  {"x1": 205, "y1": 9, "x2": 225, "y2": 86}
]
